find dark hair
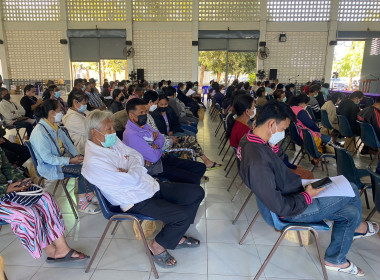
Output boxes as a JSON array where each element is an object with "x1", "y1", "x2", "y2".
[
  {"x1": 285, "y1": 85, "x2": 291, "y2": 91},
  {"x1": 256, "y1": 87, "x2": 265, "y2": 97},
  {"x1": 256, "y1": 100, "x2": 296, "y2": 126},
  {"x1": 103, "y1": 82, "x2": 109, "y2": 89},
  {"x1": 232, "y1": 79, "x2": 239, "y2": 86},
  {"x1": 288, "y1": 93, "x2": 310, "y2": 107},
  {"x1": 350, "y1": 91, "x2": 364, "y2": 100},
  {"x1": 237, "y1": 82, "x2": 244, "y2": 89},
  {"x1": 264, "y1": 81, "x2": 270, "y2": 87},
  {"x1": 244, "y1": 82, "x2": 250, "y2": 90},
  {"x1": 270, "y1": 83, "x2": 276, "y2": 90},
  {"x1": 226, "y1": 85, "x2": 235, "y2": 99},
  {"x1": 273, "y1": 89, "x2": 285, "y2": 100},
  {"x1": 289, "y1": 83, "x2": 295, "y2": 88},
  {"x1": 110, "y1": 81, "x2": 116, "y2": 88},
  {"x1": 329, "y1": 92, "x2": 344, "y2": 104},
  {"x1": 376, "y1": 96, "x2": 380, "y2": 104},
  {"x1": 112, "y1": 89, "x2": 122, "y2": 100},
  {"x1": 277, "y1": 83, "x2": 284, "y2": 90},
  {"x1": 117, "y1": 82, "x2": 124, "y2": 87},
  {"x1": 185, "y1": 82, "x2": 193, "y2": 91},
  {"x1": 143, "y1": 90, "x2": 159, "y2": 103},
  {"x1": 42, "y1": 85, "x2": 57, "y2": 101},
  {"x1": 165, "y1": 86, "x2": 176, "y2": 97},
  {"x1": 158, "y1": 93, "x2": 168, "y2": 102},
  {"x1": 233, "y1": 94, "x2": 254, "y2": 116},
  {"x1": 67, "y1": 90, "x2": 88, "y2": 107},
  {"x1": 213, "y1": 83, "x2": 220, "y2": 92},
  {"x1": 0, "y1": 88, "x2": 8, "y2": 95},
  {"x1": 24, "y1": 84, "x2": 34, "y2": 95},
  {"x1": 128, "y1": 85, "x2": 135, "y2": 95},
  {"x1": 125, "y1": 97, "x2": 146, "y2": 114},
  {"x1": 34, "y1": 99, "x2": 59, "y2": 120},
  {"x1": 74, "y1": 78, "x2": 83, "y2": 87},
  {"x1": 323, "y1": 83, "x2": 329, "y2": 88},
  {"x1": 89, "y1": 78, "x2": 96, "y2": 84},
  {"x1": 135, "y1": 86, "x2": 145, "y2": 94},
  {"x1": 167, "y1": 80, "x2": 172, "y2": 86},
  {"x1": 158, "y1": 81, "x2": 163, "y2": 88},
  {"x1": 309, "y1": 84, "x2": 321, "y2": 93},
  {"x1": 177, "y1": 82, "x2": 184, "y2": 90}
]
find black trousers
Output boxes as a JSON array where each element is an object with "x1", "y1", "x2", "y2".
[
  {"x1": 0, "y1": 140, "x2": 30, "y2": 166},
  {"x1": 13, "y1": 119, "x2": 34, "y2": 137},
  {"x1": 158, "y1": 154, "x2": 206, "y2": 184},
  {"x1": 128, "y1": 181, "x2": 205, "y2": 249}
]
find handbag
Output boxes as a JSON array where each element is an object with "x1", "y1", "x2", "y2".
[{"x1": 1, "y1": 184, "x2": 45, "y2": 206}]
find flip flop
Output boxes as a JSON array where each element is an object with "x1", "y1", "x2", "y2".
[
  {"x1": 201, "y1": 176, "x2": 209, "y2": 183},
  {"x1": 325, "y1": 260, "x2": 365, "y2": 277},
  {"x1": 46, "y1": 249, "x2": 89, "y2": 263},
  {"x1": 207, "y1": 162, "x2": 223, "y2": 171},
  {"x1": 354, "y1": 221, "x2": 379, "y2": 240},
  {"x1": 176, "y1": 236, "x2": 200, "y2": 249},
  {"x1": 150, "y1": 250, "x2": 177, "y2": 269}
]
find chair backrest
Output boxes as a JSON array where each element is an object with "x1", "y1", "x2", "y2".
[
  {"x1": 337, "y1": 115, "x2": 354, "y2": 137},
  {"x1": 24, "y1": 141, "x2": 42, "y2": 178},
  {"x1": 334, "y1": 146, "x2": 362, "y2": 187},
  {"x1": 289, "y1": 122, "x2": 303, "y2": 147},
  {"x1": 358, "y1": 121, "x2": 380, "y2": 149},
  {"x1": 321, "y1": 110, "x2": 333, "y2": 130},
  {"x1": 305, "y1": 106, "x2": 316, "y2": 122},
  {"x1": 0, "y1": 220, "x2": 8, "y2": 226},
  {"x1": 300, "y1": 128, "x2": 321, "y2": 158},
  {"x1": 214, "y1": 103, "x2": 221, "y2": 111},
  {"x1": 367, "y1": 169, "x2": 380, "y2": 213}
]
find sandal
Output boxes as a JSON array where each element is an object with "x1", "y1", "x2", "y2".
[
  {"x1": 150, "y1": 250, "x2": 177, "y2": 269},
  {"x1": 77, "y1": 202, "x2": 101, "y2": 215},
  {"x1": 176, "y1": 236, "x2": 200, "y2": 249},
  {"x1": 325, "y1": 260, "x2": 365, "y2": 277},
  {"x1": 354, "y1": 221, "x2": 379, "y2": 240},
  {"x1": 201, "y1": 176, "x2": 209, "y2": 183},
  {"x1": 86, "y1": 193, "x2": 99, "y2": 205},
  {"x1": 207, "y1": 162, "x2": 223, "y2": 171},
  {"x1": 46, "y1": 249, "x2": 89, "y2": 263}
]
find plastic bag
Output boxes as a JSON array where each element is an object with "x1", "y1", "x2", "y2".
[{"x1": 133, "y1": 220, "x2": 156, "y2": 240}]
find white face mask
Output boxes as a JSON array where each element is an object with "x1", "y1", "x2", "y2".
[
  {"x1": 54, "y1": 112, "x2": 63, "y2": 123},
  {"x1": 250, "y1": 108, "x2": 256, "y2": 119},
  {"x1": 149, "y1": 104, "x2": 157, "y2": 112},
  {"x1": 268, "y1": 123, "x2": 285, "y2": 145},
  {"x1": 221, "y1": 89, "x2": 226, "y2": 94}
]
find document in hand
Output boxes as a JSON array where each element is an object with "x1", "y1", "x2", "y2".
[{"x1": 302, "y1": 175, "x2": 355, "y2": 199}]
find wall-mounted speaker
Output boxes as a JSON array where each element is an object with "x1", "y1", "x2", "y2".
[
  {"x1": 125, "y1": 40, "x2": 133, "y2": 46},
  {"x1": 137, "y1": 69, "x2": 144, "y2": 81},
  {"x1": 192, "y1": 41, "x2": 198, "y2": 46},
  {"x1": 259, "y1": 41, "x2": 266, "y2": 47},
  {"x1": 269, "y1": 69, "x2": 278, "y2": 81},
  {"x1": 329, "y1": 41, "x2": 338, "y2": 46},
  {"x1": 0, "y1": 40, "x2": 4, "y2": 45},
  {"x1": 60, "y1": 39, "x2": 68, "y2": 44}
]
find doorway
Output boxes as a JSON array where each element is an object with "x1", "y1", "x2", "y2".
[{"x1": 331, "y1": 41, "x2": 365, "y2": 91}]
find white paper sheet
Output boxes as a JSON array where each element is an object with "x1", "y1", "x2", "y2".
[{"x1": 301, "y1": 175, "x2": 355, "y2": 198}]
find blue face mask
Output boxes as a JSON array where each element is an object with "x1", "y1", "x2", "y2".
[
  {"x1": 97, "y1": 130, "x2": 117, "y2": 148},
  {"x1": 78, "y1": 104, "x2": 87, "y2": 113},
  {"x1": 115, "y1": 86, "x2": 118, "y2": 90},
  {"x1": 82, "y1": 86, "x2": 86, "y2": 91},
  {"x1": 55, "y1": 91, "x2": 61, "y2": 98}
]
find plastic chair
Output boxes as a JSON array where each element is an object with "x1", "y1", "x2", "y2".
[
  {"x1": 214, "y1": 111, "x2": 225, "y2": 137},
  {"x1": 242, "y1": 198, "x2": 329, "y2": 280},
  {"x1": 85, "y1": 186, "x2": 158, "y2": 278},
  {"x1": 0, "y1": 113, "x2": 27, "y2": 145},
  {"x1": 358, "y1": 121, "x2": 380, "y2": 167},
  {"x1": 305, "y1": 106, "x2": 317, "y2": 122},
  {"x1": 334, "y1": 146, "x2": 370, "y2": 209},
  {"x1": 337, "y1": 115, "x2": 361, "y2": 153},
  {"x1": 283, "y1": 122, "x2": 307, "y2": 164},
  {"x1": 25, "y1": 141, "x2": 78, "y2": 219},
  {"x1": 0, "y1": 220, "x2": 8, "y2": 232},
  {"x1": 301, "y1": 128, "x2": 335, "y2": 176},
  {"x1": 321, "y1": 110, "x2": 333, "y2": 131},
  {"x1": 365, "y1": 168, "x2": 380, "y2": 221}
]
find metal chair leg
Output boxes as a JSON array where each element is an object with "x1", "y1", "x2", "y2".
[
  {"x1": 233, "y1": 191, "x2": 253, "y2": 225},
  {"x1": 222, "y1": 146, "x2": 231, "y2": 162},
  {"x1": 310, "y1": 228, "x2": 328, "y2": 280},
  {"x1": 52, "y1": 180, "x2": 60, "y2": 196},
  {"x1": 224, "y1": 150, "x2": 234, "y2": 170},
  {"x1": 365, "y1": 207, "x2": 377, "y2": 221},
  {"x1": 292, "y1": 149, "x2": 302, "y2": 165},
  {"x1": 227, "y1": 170, "x2": 239, "y2": 192},
  {"x1": 86, "y1": 219, "x2": 114, "y2": 273},
  {"x1": 61, "y1": 180, "x2": 78, "y2": 219},
  {"x1": 253, "y1": 227, "x2": 290, "y2": 280},
  {"x1": 219, "y1": 139, "x2": 228, "y2": 156},
  {"x1": 225, "y1": 158, "x2": 236, "y2": 177},
  {"x1": 231, "y1": 182, "x2": 244, "y2": 202},
  {"x1": 363, "y1": 189, "x2": 370, "y2": 209},
  {"x1": 111, "y1": 221, "x2": 121, "y2": 235},
  {"x1": 296, "y1": 231, "x2": 303, "y2": 247},
  {"x1": 239, "y1": 209, "x2": 259, "y2": 244},
  {"x1": 219, "y1": 130, "x2": 226, "y2": 141}
]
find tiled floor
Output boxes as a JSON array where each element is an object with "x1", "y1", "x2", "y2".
[{"x1": 2, "y1": 103, "x2": 380, "y2": 280}]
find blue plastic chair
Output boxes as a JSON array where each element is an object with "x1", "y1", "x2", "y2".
[
  {"x1": 85, "y1": 186, "x2": 158, "y2": 278},
  {"x1": 240, "y1": 198, "x2": 329, "y2": 280},
  {"x1": 0, "y1": 113, "x2": 27, "y2": 145},
  {"x1": 358, "y1": 121, "x2": 380, "y2": 167},
  {"x1": 283, "y1": 122, "x2": 307, "y2": 164},
  {"x1": 337, "y1": 115, "x2": 361, "y2": 153},
  {"x1": 321, "y1": 110, "x2": 333, "y2": 131},
  {"x1": 0, "y1": 220, "x2": 8, "y2": 231},
  {"x1": 305, "y1": 106, "x2": 317, "y2": 122},
  {"x1": 25, "y1": 141, "x2": 78, "y2": 219},
  {"x1": 301, "y1": 128, "x2": 335, "y2": 176},
  {"x1": 365, "y1": 168, "x2": 380, "y2": 221},
  {"x1": 334, "y1": 146, "x2": 370, "y2": 209}
]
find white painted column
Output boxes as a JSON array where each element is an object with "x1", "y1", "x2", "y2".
[
  {"x1": 324, "y1": 0, "x2": 339, "y2": 84},
  {"x1": 0, "y1": 2, "x2": 10, "y2": 88},
  {"x1": 257, "y1": 0, "x2": 268, "y2": 73},
  {"x1": 126, "y1": 0, "x2": 134, "y2": 77},
  {"x1": 191, "y1": 0, "x2": 199, "y2": 82},
  {"x1": 60, "y1": 0, "x2": 71, "y2": 89}
]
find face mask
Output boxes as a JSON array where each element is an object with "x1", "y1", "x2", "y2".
[
  {"x1": 149, "y1": 104, "x2": 157, "y2": 112},
  {"x1": 82, "y1": 86, "x2": 86, "y2": 91},
  {"x1": 115, "y1": 86, "x2": 118, "y2": 90},
  {"x1": 136, "y1": 114, "x2": 148, "y2": 126},
  {"x1": 97, "y1": 130, "x2": 117, "y2": 148},
  {"x1": 282, "y1": 97, "x2": 287, "y2": 103},
  {"x1": 119, "y1": 96, "x2": 125, "y2": 102},
  {"x1": 314, "y1": 93, "x2": 318, "y2": 97},
  {"x1": 55, "y1": 91, "x2": 61, "y2": 98},
  {"x1": 221, "y1": 90, "x2": 226, "y2": 94},
  {"x1": 250, "y1": 108, "x2": 256, "y2": 119},
  {"x1": 78, "y1": 104, "x2": 87, "y2": 113},
  {"x1": 268, "y1": 123, "x2": 285, "y2": 145},
  {"x1": 2, "y1": 93, "x2": 10, "y2": 101},
  {"x1": 120, "y1": 87, "x2": 124, "y2": 90},
  {"x1": 158, "y1": 107, "x2": 167, "y2": 112},
  {"x1": 54, "y1": 112, "x2": 63, "y2": 123},
  {"x1": 194, "y1": 86, "x2": 198, "y2": 90}
]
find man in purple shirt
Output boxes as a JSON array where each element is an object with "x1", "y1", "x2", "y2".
[{"x1": 123, "y1": 98, "x2": 206, "y2": 184}]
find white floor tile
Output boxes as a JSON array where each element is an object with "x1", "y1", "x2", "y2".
[
  {"x1": 206, "y1": 201, "x2": 245, "y2": 221},
  {"x1": 2, "y1": 238, "x2": 46, "y2": 267},
  {"x1": 91, "y1": 269, "x2": 150, "y2": 280},
  {"x1": 32, "y1": 267, "x2": 92, "y2": 280},
  {"x1": 4, "y1": 265, "x2": 39, "y2": 280},
  {"x1": 149, "y1": 272, "x2": 207, "y2": 280},
  {"x1": 207, "y1": 219, "x2": 254, "y2": 244}
]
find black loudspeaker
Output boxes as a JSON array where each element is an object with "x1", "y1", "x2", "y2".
[
  {"x1": 269, "y1": 69, "x2": 277, "y2": 80},
  {"x1": 137, "y1": 69, "x2": 144, "y2": 81},
  {"x1": 259, "y1": 41, "x2": 266, "y2": 47},
  {"x1": 192, "y1": 41, "x2": 198, "y2": 46},
  {"x1": 329, "y1": 41, "x2": 338, "y2": 46}
]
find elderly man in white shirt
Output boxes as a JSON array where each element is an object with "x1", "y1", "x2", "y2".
[{"x1": 82, "y1": 110, "x2": 205, "y2": 269}]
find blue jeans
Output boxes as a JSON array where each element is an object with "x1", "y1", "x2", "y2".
[
  {"x1": 62, "y1": 164, "x2": 94, "y2": 195},
  {"x1": 173, "y1": 129, "x2": 196, "y2": 137},
  {"x1": 284, "y1": 183, "x2": 362, "y2": 265},
  {"x1": 321, "y1": 133, "x2": 332, "y2": 144},
  {"x1": 180, "y1": 124, "x2": 198, "y2": 134}
]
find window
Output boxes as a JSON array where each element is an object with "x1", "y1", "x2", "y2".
[
  {"x1": 133, "y1": 0, "x2": 192, "y2": 21},
  {"x1": 3, "y1": 0, "x2": 60, "y2": 21},
  {"x1": 338, "y1": 0, "x2": 380, "y2": 22},
  {"x1": 199, "y1": 1, "x2": 260, "y2": 22},
  {"x1": 67, "y1": 0, "x2": 127, "y2": 22},
  {"x1": 267, "y1": 0, "x2": 331, "y2": 22}
]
